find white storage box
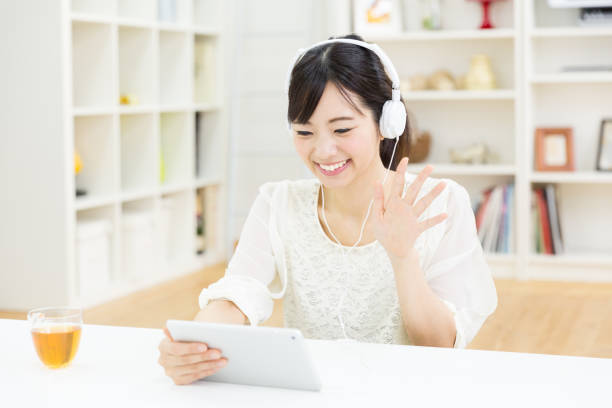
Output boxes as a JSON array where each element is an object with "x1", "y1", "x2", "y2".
[
  {"x1": 121, "y1": 211, "x2": 155, "y2": 281},
  {"x1": 159, "y1": 197, "x2": 177, "y2": 267},
  {"x1": 76, "y1": 219, "x2": 112, "y2": 300}
]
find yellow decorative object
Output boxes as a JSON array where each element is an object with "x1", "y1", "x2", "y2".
[
  {"x1": 74, "y1": 151, "x2": 83, "y2": 174},
  {"x1": 465, "y1": 54, "x2": 496, "y2": 90},
  {"x1": 427, "y1": 70, "x2": 457, "y2": 91},
  {"x1": 119, "y1": 93, "x2": 139, "y2": 105},
  {"x1": 160, "y1": 151, "x2": 166, "y2": 183}
]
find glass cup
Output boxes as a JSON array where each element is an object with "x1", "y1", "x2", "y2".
[{"x1": 27, "y1": 307, "x2": 83, "y2": 369}]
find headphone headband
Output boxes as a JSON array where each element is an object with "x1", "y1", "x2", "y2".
[{"x1": 285, "y1": 38, "x2": 401, "y2": 100}]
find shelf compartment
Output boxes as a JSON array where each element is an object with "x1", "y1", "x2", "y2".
[
  {"x1": 406, "y1": 100, "x2": 516, "y2": 164},
  {"x1": 74, "y1": 115, "x2": 117, "y2": 200},
  {"x1": 72, "y1": 21, "x2": 114, "y2": 108},
  {"x1": 120, "y1": 114, "x2": 157, "y2": 194},
  {"x1": 159, "y1": 31, "x2": 191, "y2": 105},
  {"x1": 195, "y1": 111, "x2": 224, "y2": 180},
  {"x1": 157, "y1": 0, "x2": 191, "y2": 26},
  {"x1": 193, "y1": 0, "x2": 222, "y2": 29},
  {"x1": 120, "y1": 198, "x2": 157, "y2": 283},
  {"x1": 71, "y1": 0, "x2": 116, "y2": 17},
  {"x1": 532, "y1": 183, "x2": 612, "y2": 257},
  {"x1": 194, "y1": 35, "x2": 219, "y2": 105},
  {"x1": 195, "y1": 185, "x2": 221, "y2": 257},
  {"x1": 381, "y1": 40, "x2": 516, "y2": 90},
  {"x1": 118, "y1": 26, "x2": 157, "y2": 107},
  {"x1": 160, "y1": 112, "x2": 194, "y2": 186},
  {"x1": 531, "y1": 37, "x2": 612, "y2": 77},
  {"x1": 117, "y1": 0, "x2": 157, "y2": 22},
  {"x1": 159, "y1": 191, "x2": 195, "y2": 270},
  {"x1": 75, "y1": 204, "x2": 117, "y2": 302},
  {"x1": 532, "y1": 83, "x2": 612, "y2": 172}
]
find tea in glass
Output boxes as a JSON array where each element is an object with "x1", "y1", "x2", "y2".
[{"x1": 28, "y1": 307, "x2": 82, "y2": 369}]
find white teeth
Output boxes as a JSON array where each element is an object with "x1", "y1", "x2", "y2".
[{"x1": 319, "y1": 160, "x2": 347, "y2": 171}]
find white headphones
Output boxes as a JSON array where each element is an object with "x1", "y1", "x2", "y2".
[
  {"x1": 285, "y1": 38, "x2": 408, "y2": 342},
  {"x1": 285, "y1": 38, "x2": 406, "y2": 140}
]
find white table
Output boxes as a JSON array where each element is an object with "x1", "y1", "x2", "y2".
[{"x1": 2, "y1": 318, "x2": 610, "y2": 407}]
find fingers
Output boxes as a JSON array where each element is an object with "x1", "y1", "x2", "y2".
[
  {"x1": 163, "y1": 326, "x2": 174, "y2": 342},
  {"x1": 158, "y1": 331, "x2": 228, "y2": 386},
  {"x1": 418, "y1": 213, "x2": 448, "y2": 233},
  {"x1": 404, "y1": 164, "x2": 434, "y2": 205},
  {"x1": 161, "y1": 347, "x2": 223, "y2": 367},
  {"x1": 413, "y1": 181, "x2": 446, "y2": 218},
  {"x1": 159, "y1": 336, "x2": 208, "y2": 356},
  {"x1": 390, "y1": 157, "x2": 409, "y2": 199},
  {"x1": 170, "y1": 358, "x2": 228, "y2": 386},
  {"x1": 372, "y1": 180, "x2": 385, "y2": 222}
]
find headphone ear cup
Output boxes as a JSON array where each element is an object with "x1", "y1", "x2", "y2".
[{"x1": 379, "y1": 99, "x2": 407, "y2": 139}]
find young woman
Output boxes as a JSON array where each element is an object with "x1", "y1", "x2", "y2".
[{"x1": 158, "y1": 34, "x2": 497, "y2": 385}]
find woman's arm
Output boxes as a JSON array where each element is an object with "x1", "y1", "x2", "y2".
[
  {"x1": 392, "y1": 250, "x2": 456, "y2": 347},
  {"x1": 193, "y1": 299, "x2": 248, "y2": 325}
]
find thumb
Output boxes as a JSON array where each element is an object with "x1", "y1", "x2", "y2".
[
  {"x1": 163, "y1": 325, "x2": 174, "y2": 342},
  {"x1": 372, "y1": 181, "x2": 385, "y2": 222}
]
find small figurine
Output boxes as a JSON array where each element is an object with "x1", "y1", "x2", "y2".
[{"x1": 449, "y1": 142, "x2": 500, "y2": 164}]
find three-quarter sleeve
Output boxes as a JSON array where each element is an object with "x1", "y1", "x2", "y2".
[
  {"x1": 198, "y1": 182, "x2": 288, "y2": 326},
  {"x1": 424, "y1": 180, "x2": 498, "y2": 348}
]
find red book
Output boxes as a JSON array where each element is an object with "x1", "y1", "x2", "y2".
[
  {"x1": 476, "y1": 188, "x2": 494, "y2": 232},
  {"x1": 535, "y1": 189, "x2": 553, "y2": 255}
]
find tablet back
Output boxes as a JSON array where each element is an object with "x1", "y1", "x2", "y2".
[{"x1": 166, "y1": 320, "x2": 322, "y2": 391}]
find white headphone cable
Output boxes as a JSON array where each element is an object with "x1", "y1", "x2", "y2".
[{"x1": 320, "y1": 136, "x2": 400, "y2": 340}]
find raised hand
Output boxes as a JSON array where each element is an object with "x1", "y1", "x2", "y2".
[{"x1": 371, "y1": 157, "x2": 448, "y2": 263}]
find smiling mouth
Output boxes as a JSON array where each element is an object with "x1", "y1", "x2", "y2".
[{"x1": 316, "y1": 159, "x2": 351, "y2": 175}]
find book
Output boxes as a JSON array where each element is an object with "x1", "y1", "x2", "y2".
[
  {"x1": 483, "y1": 186, "x2": 504, "y2": 253},
  {"x1": 545, "y1": 184, "x2": 564, "y2": 255},
  {"x1": 535, "y1": 188, "x2": 554, "y2": 254},
  {"x1": 531, "y1": 194, "x2": 539, "y2": 253}
]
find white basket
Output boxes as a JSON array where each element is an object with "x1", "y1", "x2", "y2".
[
  {"x1": 121, "y1": 211, "x2": 155, "y2": 281},
  {"x1": 76, "y1": 219, "x2": 112, "y2": 300}
]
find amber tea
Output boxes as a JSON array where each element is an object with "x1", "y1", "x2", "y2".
[
  {"x1": 28, "y1": 307, "x2": 83, "y2": 369},
  {"x1": 31, "y1": 324, "x2": 82, "y2": 369}
]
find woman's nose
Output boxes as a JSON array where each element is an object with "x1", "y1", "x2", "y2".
[{"x1": 315, "y1": 135, "x2": 338, "y2": 157}]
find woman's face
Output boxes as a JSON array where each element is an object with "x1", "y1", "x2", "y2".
[{"x1": 291, "y1": 82, "x2": 382, "y2": 189}]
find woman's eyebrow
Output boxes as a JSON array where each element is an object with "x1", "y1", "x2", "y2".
[{"x1": 305, "y1": 116, "x2": 354, "y2": 125}]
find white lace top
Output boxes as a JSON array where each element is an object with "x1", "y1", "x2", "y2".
[{"x1": 199, "y1": 174, "x2": 497, "y2": 348}]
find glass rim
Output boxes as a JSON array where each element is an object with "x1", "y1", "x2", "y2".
[{"x1": 27, "y1": 306, "x2": 82, "y2": 320}]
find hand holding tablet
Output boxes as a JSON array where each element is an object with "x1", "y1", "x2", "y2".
[
  {"x1": 164, "y1": 320, "x2": 322, "y2": 391},
  {"x1": 157, "y1": 324, "x2": 228, "y2": 386}
]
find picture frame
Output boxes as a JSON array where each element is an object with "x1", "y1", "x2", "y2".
[
  {"x1": 353, "y1": 0, "x2": 402, "y2": 36},
  {"x1": 534, "y1": 127, "x2": 575, "y2": 172},
  {"x1": 596, "y1": 118, "x2": 612, "y2": 172}
]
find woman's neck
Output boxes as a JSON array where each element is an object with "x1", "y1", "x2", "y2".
[{"x1": 321, "y1": 158, "x2": 393, "y2": 222}]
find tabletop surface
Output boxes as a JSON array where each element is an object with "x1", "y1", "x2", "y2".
[{"x1": 2, "y1": 318, "x2": 610, "y2": 408}]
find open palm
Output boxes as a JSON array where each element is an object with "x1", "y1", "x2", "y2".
[{"x1": 372, "y1": 157, "x2": 448, "y2": 262}]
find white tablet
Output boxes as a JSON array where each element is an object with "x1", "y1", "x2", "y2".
[{"x1": 166, "y1": 320, "x2": 322, "y2": 392}]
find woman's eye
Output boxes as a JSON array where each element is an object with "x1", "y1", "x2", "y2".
[
  {"x1": 296, "y1": 131, "x2": 312, "y2": 136},
  {"x1": 335, "y1": 128, "x2": 351, "y2": 134}
]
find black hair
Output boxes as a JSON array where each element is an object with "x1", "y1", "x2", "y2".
[{"x1": 287, "y1": 33, "x2": 410, "y2": 171}]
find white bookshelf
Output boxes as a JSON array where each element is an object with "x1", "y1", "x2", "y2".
[
  {"x1": 352, "y1": 0, "x2": 612, "y2": 281},
  {"x1": 524, "y1": 0, "x2": 612, "y2": 281},
  {"x1": 0, "y1": 0, "x2": 231, "y2": 311}
]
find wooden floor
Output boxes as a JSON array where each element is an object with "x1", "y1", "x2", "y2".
[{"x1": 3, "y1": 262, "x2": 611, "y2": 358}]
